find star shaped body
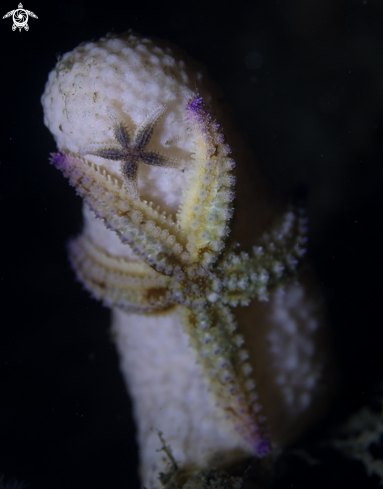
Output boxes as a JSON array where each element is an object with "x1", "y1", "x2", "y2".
[{"x1": 80, "y1": 106, "x2": 176, "y2": 199}]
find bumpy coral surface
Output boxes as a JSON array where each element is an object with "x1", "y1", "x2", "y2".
[{"x1": 42, "y1": 33, "x2": 331, "y2": 488}]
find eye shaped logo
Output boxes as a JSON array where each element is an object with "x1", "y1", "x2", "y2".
[{"x1": 3, "y1": 3, "x2": 38, "y2": 32}]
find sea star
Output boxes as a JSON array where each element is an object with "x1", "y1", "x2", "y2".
[
  {"x1": 80, "y1": 105, "x2": 176, "y2": 199},
  {"x1": 50, "y1": 94, "x2": 307, "y2": 457}
]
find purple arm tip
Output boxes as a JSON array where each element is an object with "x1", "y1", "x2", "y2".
[
  {"x1": 49, "y1": 151, "x2": 66, "y2": 168},
  {"x1": 256, "y1": 438, "x2": 270, "y2": 456}
]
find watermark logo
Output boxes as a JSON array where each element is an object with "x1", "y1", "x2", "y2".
[{"x1": 3, "y1": 3, "x2": 38, "y2": 31}]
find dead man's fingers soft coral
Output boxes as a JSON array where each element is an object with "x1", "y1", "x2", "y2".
[{"x1": 42, "y1": 32, "x2": 333, "y2": 489}]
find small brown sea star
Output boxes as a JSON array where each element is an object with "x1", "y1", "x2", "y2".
[{"x1": 80, "y1": 105, "x2": 176, "y2": 198}]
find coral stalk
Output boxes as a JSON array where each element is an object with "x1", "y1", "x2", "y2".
[{"x1": 42, "y1": 33, "x2": 332, "y2": 488}]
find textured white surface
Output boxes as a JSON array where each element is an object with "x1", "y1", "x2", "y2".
[
  {"x1": 113, "y1": 308, "x2": 249, "y2": 489},
  {"x1": 235, "y1": 271, "x2": 329, "y2": 447},
  {"x1": 267, "y1": 282, "x2": 321, "y2": 414}
]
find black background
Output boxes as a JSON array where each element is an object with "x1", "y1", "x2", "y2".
[{"x1": 1, "y1": 0, "x2": 382, "y2": 488}]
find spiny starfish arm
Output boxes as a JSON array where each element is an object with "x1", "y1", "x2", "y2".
[
  {"x1": 178, "y1": 303, "x2": 269, "y2": 455},
  {"x1": 177, "y1": 95, "x2": 236, "y2": 266},
  {"x1": 140, "y1": 150, "x2": 177, "y2": 168},
  {"x1": 220, "y1": 208, "x2": 308, "y2": 305},
  {"x1": 106, "y1": 106, "x2": 132, "y2": 148},
  {"x1": 120, "y1": 160, "x2": 139, "y2": 199},
  {"x1": 134, "y1": 105, "x2": 166, "y2": 149},
  {"x1": 50, "y1": 152, "x2": 189, "y2": 272},
  {"x1": 80, "y1": 146, "x2": 126, "y2": 161},
  {"x1": 68, "y1": 234, "x2": 173, "y2": 313}
]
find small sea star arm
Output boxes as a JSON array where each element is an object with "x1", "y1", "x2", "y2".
[
  {"x1": 68, "y1": 234, "x2": 173, "y2": 313},
  {"x1": 219, "y1": 208, "x2": 308, "y2": 307},
  {"x1": 178, "y1": 301, "x2": 270, "y2": 454},
  {"x1": 52, "y1": 149, "x2": 187, "y2": 271},
  {"x1": 106, "y1": 106, "x2": 132, "y2": 148},
  {"x1": 134, "y1": 105, "x2": 166, "y2": 149},
  {"x1": 176, "y1": 96, "x2": 236, "y2": 265}
]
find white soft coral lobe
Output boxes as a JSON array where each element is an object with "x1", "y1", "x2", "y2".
[{"x1": 42, "y1": 35, "x2": 207, "y2": 214}]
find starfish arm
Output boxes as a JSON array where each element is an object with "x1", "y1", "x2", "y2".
[
  {"x1": 176, "y1": 95, "x2": 235, "y2": 266},
  {"x1": 50, "y1": 152, "x2": 188, "y2": 273},
  {"x1": 140, "y1": 150, "x2": 176, "y2": 168},
  {"x1": 68, "y1": 234, "x2": 173, "y2": 313},
  {"x1": 121, "y1": 159, "x2": 138, "y2": 181},
  {"x1": 80, "y1": 146, "x2": 126, "y2": 161},
  {"x1": 134, "y1": 105, "x2": 166, "y2": 149},
  {"x1": 220, "y1": 208, "x2": 308, "y2": 305},
  {"x1": 114, "y1": 123, "x2": 131, "y2": 148},
  {"x1": 105, "y1": 107, "x2": 132, "y2": 148},
  {"x1": 120, "y1": 160, "x2": 139, "y2": 199},
  {"x1": 179, "y1": 303, "x2": 268, "y2": 455}
]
